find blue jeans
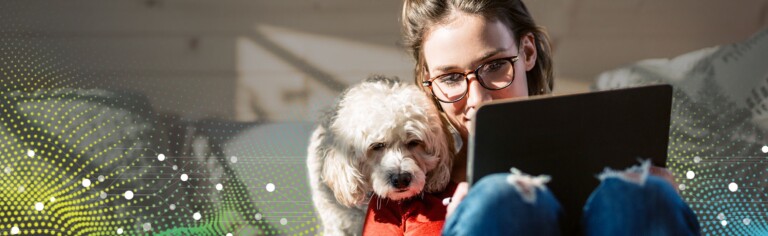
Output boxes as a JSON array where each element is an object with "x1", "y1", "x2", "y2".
[{"x1": 443, "y1": 169, "x2": 700, "y2": 235}]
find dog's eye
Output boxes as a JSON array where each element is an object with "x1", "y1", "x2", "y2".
[
  {"x1": 407, "y1": 140, "x2": 423, "y2": 149},
  {"x1": 371, "y1": 143, "x2": 385, "y2": 151}
]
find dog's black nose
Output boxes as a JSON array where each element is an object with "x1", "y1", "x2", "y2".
[{"x1": 390, "y1": 173, "x2": 412, "y2": 189}]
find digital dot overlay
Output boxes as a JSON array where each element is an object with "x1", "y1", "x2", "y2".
[
  {"x1": 2, "y1": 3, "x2": 766, "y2": 236},
  {"x1": 0, "y1": 9, "x2": 320, "y2": 235},
  {"x1": 667, "y1": 78, "x2": 768, "y2": 235}
]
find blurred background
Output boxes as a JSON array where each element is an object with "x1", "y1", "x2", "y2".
[
  {"x1": 5, "y1": 0, "x2": 766, "y2": 122},
  {"x1": 1, "y1": 0, "x2": 768, "y2": 235}
]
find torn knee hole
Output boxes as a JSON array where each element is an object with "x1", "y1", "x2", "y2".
[
  {"x1": 506, "y1": 168, "x2": 551, "y2": 204},
  {"x1": 597, "y1": 159, "x2": 651, "y2": 186}
]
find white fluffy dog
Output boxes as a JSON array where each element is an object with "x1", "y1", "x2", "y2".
[{"x1": 307, "y1": 76, "x2": 453, "y2": 235}]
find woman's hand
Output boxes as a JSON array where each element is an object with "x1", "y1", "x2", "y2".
[{"x1": 445, "y1": 182, "x2": 469, "y2": 218}]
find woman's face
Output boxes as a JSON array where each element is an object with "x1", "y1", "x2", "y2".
[{"x1": 422, "y1": 12, "x2": 537, "y2": 140}]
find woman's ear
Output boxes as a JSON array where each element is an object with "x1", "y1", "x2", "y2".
[
  {"x1": 521, "y1": 32, "x2": 537, "y2": 72},
  {"x1": 420, "y1": 67, "x2": 431, "y2": 92}
]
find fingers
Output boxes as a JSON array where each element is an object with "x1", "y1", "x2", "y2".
[{"x1": 446, "y1": 182, "x2": 469, "y2": 218}]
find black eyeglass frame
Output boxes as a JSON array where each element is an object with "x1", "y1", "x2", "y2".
[{"x1": 422, "y1": 56, "x2": 520, "y2": 103}]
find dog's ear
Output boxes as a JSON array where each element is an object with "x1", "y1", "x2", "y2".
[
  {"x1": 424, "y1": 112, "x2": 454, "y2": 193},
  {"x1": 321, "y1": 142, "x2": 367, "y2": 207}
]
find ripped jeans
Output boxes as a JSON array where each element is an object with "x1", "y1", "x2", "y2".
[{"x1": 442, "y1": 163, "x2": 701, "y2": 236}]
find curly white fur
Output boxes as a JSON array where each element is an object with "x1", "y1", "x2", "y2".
[{"x1": 307, "y1": 76, "x2": 453, "y2": 235}]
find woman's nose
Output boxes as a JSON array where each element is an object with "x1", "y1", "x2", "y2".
[{"x1": 465, "y1": 75, "x2": 492, "y2": 108}]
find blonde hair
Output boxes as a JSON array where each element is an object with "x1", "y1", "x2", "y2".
[{"x1": 402, "y1": 0, "x2": 554, "y2": 96}]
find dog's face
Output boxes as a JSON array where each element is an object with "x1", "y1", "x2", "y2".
[{"x1": 321, "y1": 77, "x2": 452, "y2": 206}]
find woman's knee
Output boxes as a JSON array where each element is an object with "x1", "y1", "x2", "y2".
[
  {"x1": 444, "y1": 172, "x2": 562, "y2": 236},
  {"x1": 583, "y1": 173, "x2": 700, "y2": 236}
]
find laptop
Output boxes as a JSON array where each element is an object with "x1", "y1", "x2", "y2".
[{"x1": 468, "y1": 84, "x2": 673, "y2": 233}]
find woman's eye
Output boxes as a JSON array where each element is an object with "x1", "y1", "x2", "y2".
[
  {"x1": 437, "y1": 74, "x2": 464, "y2": 86},
  {"x1": 371, "y1": 143, "x2": 385, "y2": 151},
  {"x1": 482, "y1": 60, "x2": 504, "y2": 72}
]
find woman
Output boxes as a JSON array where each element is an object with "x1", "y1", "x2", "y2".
[{"x1": 400, "y1": 0, "x2": 701, "y2": 235}]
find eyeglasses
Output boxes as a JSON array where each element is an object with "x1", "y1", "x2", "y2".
[{"x1": 422, "y1": 56, "x2": 519, "y2": 103}]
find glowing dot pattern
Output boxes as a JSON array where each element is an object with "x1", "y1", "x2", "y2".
[
  {"x1": 0, "y1": 18, "x2": 319, "y2": 235},
  {"x1": 592, "y1": 28, "x2": 768, "y2": 235},
  {"x1": 2, "y1": 22, "x2": 763, "y2": 235},
  {"x1": 666, "y1": 79, "x2": 768, "y2": 235}
]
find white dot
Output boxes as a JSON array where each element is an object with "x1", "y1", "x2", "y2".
[
  {"x1": 193, "y1": 212, "x2": 202, "y2": 220},
  {"x1": 143, "y1": 222, "x2": 151, "y2": 231},
  {"x1": 158, "y1": 153, "x2": 166, "y2": 161},
  {"x1": 762, "y1": 145, "x2": 768, "y2": 153},
  {"x1": 124, "y1": 190, "x2": 134, "y2": 200},
  {"x1": 227, "y1": 234, "x2": 233, "y2": 236},
  {"x1": 18, "y1": 185, "x2": 24, "y2": 193},
  {"x1": 743, "y1": 218, "x2": 751, "y2": 225},
  {"x1": 693, "y1": 156, "x2": 701, "y2": 163},
  {"x1": 686, "y1": 171, "x2": 695, "y2": 179},
  {"x1": 678, "y1": 184, "x2": 686, "y2": 191},
  {"x1": 717, "y1": 213, "x2": 725, "y2": 220},
  {"x1": 10, "y1": 226, "x2": 19, "y2": 235},
  {"x1": 4, "y1": 166, "x2": 11, "y2": 174},
  {"x1": 721, "y1": 220, "x2": 728, "y2": 227},
  {"x1": 231, "y1": 156, "x2": 238, "y2": 163},
  {"x1": 82, "y1": 178, "x2": 91, "y2": 187},
  {"x1": 180, "y1": 174, "x2": 189, "y2": 182},
  {"x1": 50, "y1": 197, "x2": 55, "y2": 202},
  {"x1": 266, "y1": 183, "x2": 275, "y2": 192},
  {"x1": 98, "y1": 175, "x2": 105, "y2": 182},
  {"x1": 100, "y1": 191, "x2": 107, "y2": 199},
  {"x1": 117, "y1": 228, "x2": 123, "y2": 234},
  {"x1": 729, "y1": 182, "x2": 738, "y2": 192},
  {"x1": 27, "y1": 149, "x2": 35, "y2": 157},
  {"x1": 254, "y1": 213, "x2": 262, "y2": 220},
  {"x1": 172, "y1": 165, "x2": 178, "y2": 170},
  {"x1": 280, "y1": 218, "x2": 287, "y2": 225},
  {"x1": 169, "y1": 204, "x2": 176, "y2": 210},
  {"x1": 34, "y1": 202, "x2": 44, "y2": 211},
  {"x1": 216, "y1": 183, "x2": 223, "y2": 191}
]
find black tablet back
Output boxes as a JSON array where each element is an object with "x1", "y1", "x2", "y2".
[{"x1": 469, "y1": 84, "x2": 673, "y2": 233}]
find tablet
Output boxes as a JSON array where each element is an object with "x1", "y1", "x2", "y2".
[{"x1": 469, "y1": 84, "x2": 673, "y2": 232}]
